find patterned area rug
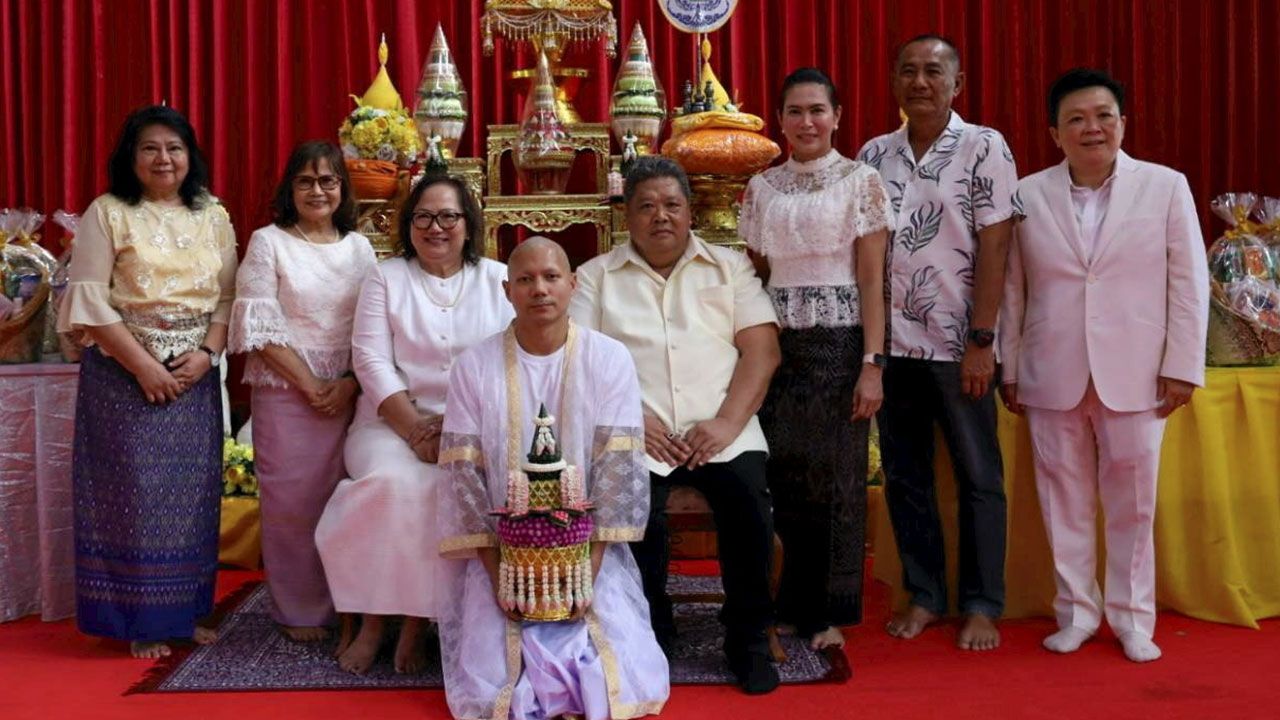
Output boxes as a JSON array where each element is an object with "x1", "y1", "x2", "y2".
[{"x1": 131, "y1": 577, "x2": 849, "y2": 693}]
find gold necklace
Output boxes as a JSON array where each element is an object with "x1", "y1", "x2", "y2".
[{"x1": 417, "y1": 262, "x2": 467, "y2": 308}]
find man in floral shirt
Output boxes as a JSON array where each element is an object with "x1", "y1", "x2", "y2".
[{"x1": 858, "y1": 34, "x2": 1017, "y2": 651}]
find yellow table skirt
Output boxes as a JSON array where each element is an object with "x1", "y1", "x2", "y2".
[
  {"x1": 872, "y1": 366, "x2": 1280, "y2": 628},
  {"x1": 218, "y1": 496, "x2": 262, "y2": 570}
]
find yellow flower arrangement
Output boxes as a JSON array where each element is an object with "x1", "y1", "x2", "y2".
[
  {"x1": 339, "y1": 105, "x2": 421, "y2": 167},
  {"x1": 222, "y1": 437, "x2": 258, "y2": 497}
]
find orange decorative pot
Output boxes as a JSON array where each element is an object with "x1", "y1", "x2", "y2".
[{"x1": 345, "y1": 158, "x2": 400, "y2": 200}]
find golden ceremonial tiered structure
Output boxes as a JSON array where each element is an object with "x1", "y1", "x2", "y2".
[{"x1": 343, "y1": 2, "x2": 776, "y2": 261}]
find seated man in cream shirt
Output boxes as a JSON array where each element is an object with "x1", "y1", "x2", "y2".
[{"x1": 569, "y1": 156, "x2": 782, "y2": 694}]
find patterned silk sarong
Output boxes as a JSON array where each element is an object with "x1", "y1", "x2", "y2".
[
  {"x1": 759, "y1": 324, "x2": 869, "y2": 633},
  {"x1": 73, "y1": 346, "x2": 222, "y2": 641}
]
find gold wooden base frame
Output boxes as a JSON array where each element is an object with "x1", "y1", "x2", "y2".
[{"x1": 483, "y1": 194, "x2": 613, "y2": 259}]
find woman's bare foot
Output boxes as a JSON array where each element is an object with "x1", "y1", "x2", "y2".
[
  {"x1": 192, "y1": 626, "x2": 218, "y2": 645},
  {"x1": 394, "y1": 617, "x2": 428, "y2": 674},
  {"x1": 338, "y1": 614, "x2": 385, "y2": 675},
  {"x1": 282, "y1": 625, "x2": 330, "y2": 643},
  {"x1": 809, "y1": 625, "x2": 846, "y2": 651},
  {"x1": 885, "y1": 605, "x2": 939, "y2": 639},
  {"x1": 334, "y1": 614, "x2": 356, "y2": 658},
  {"x1": 130, "y1": 641, "x2": 172, "y2": 659},
  {"x1": 957, "y1": 614, "x2": 1000, "y2": 651}
]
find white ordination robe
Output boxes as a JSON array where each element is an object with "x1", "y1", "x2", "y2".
[{"x1": 438, "y1": 323, "x2": 669, "y2": 720}]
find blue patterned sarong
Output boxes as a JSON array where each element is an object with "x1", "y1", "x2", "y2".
[{"x1": 73, "y1": 346, "x2": 222, "y2": 641}]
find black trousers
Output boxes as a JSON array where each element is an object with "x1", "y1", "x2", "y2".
[
  {"x1": 878, "y1": 357, "x2": 1007, "y2": 618},
  {"x1": 630, "y1": 451, "x2": 774, "y2": 653}
]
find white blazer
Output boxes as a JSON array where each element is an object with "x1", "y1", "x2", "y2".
[{"x1": 1000, "y1": 151, "x2": 1209, "y2": 412}]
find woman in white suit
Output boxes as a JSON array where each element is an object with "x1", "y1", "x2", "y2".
[{"x1": 999, "y1": 68, "x2": 1208, "y2": 663}]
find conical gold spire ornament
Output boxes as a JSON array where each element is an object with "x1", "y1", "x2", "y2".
[
  {"x1": 356, "y1": 33, "x2": 405, "y2": 111},
  {"x1": 514, "y1": 51, "x2": 576, "y2": 195},
  {"x1": 698, "y1": 37, "x2": 731, "y2": 112},
  {"x1": 414, "y1": 24, "x2": 469, "y2": 159},
  {"x1": 609, "y1": 22, "x2": 667, "y2": 154}
]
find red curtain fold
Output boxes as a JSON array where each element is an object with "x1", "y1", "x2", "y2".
[{"x1": 2, "y1": 0, "x2": 1278, "y2": 249}]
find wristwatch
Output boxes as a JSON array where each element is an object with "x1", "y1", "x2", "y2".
[
  {"x1": 199, "y1": 344, "x2": 221, "y2": 368},
  {"x1": 862, "y1": 352, "x2": 887, "y2": 368},
  {"x1": 968, "y1": 328, "x2": 996, "y2": 348}
]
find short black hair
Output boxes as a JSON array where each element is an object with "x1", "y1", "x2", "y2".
[
  {"x1": 1046, "y1": 67, "x2": 1125, "y2": 126},
  {"x1": 271, "y1": 141, "x2": 357, "y2": 235},
  {"x1": 623, "y1": 156, "x2": 691, "y2": 205},
  {"x1": 777, "y1": 67, "x2": 840, "y2": 110},
  {"x1": 895, "y1": 33, "x2": 961, "y2": 71},
  {"x1": 107, "y1": 105, "x2": 211, "y2": 210},
  {"x1": 398, "y1": 173, "x2": 482, "y2": 265}
]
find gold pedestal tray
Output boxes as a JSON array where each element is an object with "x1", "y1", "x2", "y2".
[
  {"x1": 487, "y1": 123, "x2": 611, "y2": 196},
  {"x1": 483, "y1": 194, "x2": 614, "y2": 260},
  {"x1": 688, "y1": 173, "x2": 750, "y2": 249}
]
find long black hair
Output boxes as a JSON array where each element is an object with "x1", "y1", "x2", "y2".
[
  {"x1": 107, "y1": 105, "x2": 210, "y2": 210},
  {"x1": 271, "y1": 140, "x2": 357, "y2": 234}
]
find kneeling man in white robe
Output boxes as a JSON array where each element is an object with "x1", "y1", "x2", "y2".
[{"x1": 438, "y1": 237, "x2": 670, "y2": 719}]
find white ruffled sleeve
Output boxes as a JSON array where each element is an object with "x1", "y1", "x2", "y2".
[
  {"x1": 227, "y1": 228, "x2": 291, "y2": 353},
  {"x1": 737, "y1": 176, "x2": 766, "y2": 253},
  {"x1": 56, "y1": 197, "x2": 125, "y2": 331},
  {"x1": 850, "y1": 167, "x2": 895, "y2": 239}
]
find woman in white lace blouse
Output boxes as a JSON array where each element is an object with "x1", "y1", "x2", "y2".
[
  {"x1": 739, "y1": 68, "x2": 894, "y2": 651},
  {"x1": 228, "y1": 141, "x2": 376, "y2": 643}
]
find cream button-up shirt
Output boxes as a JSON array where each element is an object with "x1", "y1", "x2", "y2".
[{"x1": 570, "y1": 234, "x2": 779, "y2": 476}]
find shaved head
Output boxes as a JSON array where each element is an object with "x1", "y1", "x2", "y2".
[{"x1": 507, "y1": 235, "x2": 570, "y2": 279}]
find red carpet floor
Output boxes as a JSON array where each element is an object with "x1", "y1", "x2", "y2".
[{"x1": 2, "y1": 563, "x2": 1277, "y2": 720}]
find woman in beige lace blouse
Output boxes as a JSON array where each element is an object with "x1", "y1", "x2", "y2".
[{"x1": 58, "y1": 105, "x2": 238, "y2": 659}]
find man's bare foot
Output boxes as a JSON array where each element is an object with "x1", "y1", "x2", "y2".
[
  {"x1": 192, "y1": 626, "x2": 218, "y2": 645},
  {"x1": 334, "y1": 614, "x2": 356, "y2": 658},
  {"x1": 886, "y1": 605, "x2": 939, "y2": 639},
  {"x1": 338, "y1": 615, "x2": 385, "y2": 675},
  {"x1": 130, "y1": 641, "x2": 171, "y2": 659},
  {"x1": 394, "y1": 617, "x2": 428, "y2": 674},
  {"x1": 282, "y1": 625, "x2": 330, "y2": 642},
  {"x1": 957, "y1": 614, "x2": 1000, "y2": 651},
  {"x1": 809, "y1": 625, "x2": 846, "y2": 651}
]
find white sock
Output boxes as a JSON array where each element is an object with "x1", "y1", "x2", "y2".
[
  {"x1": 1042, "y1": 626, "x2": 1093, "y2": 653},
  {"x1": 1118, "y1": 632, "x2": 1162, "y2": 662}
]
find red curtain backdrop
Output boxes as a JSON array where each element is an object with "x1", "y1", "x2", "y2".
[{"x1": 3, "y1": 0, "x2": 1278, "y2": 248}]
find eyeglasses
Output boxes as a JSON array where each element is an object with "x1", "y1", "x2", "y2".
[
  {"x1": 412, "y1": 210, "x2": 464, "y2": 230},
  {"x1": 293, "y1": 175, "x2": 341, "y2": 191}
]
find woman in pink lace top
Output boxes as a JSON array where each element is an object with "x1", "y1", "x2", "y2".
[
  {"x1": 227, "y1": 141, "x2": 376, "y2": 643},
  {"x1": 739, "y1": 68, "x2": 894, "y2": 651}
]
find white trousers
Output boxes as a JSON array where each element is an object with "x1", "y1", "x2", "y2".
[{"x1": 1025, "y1": 383, "x2": 1167, "y2": 639}]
